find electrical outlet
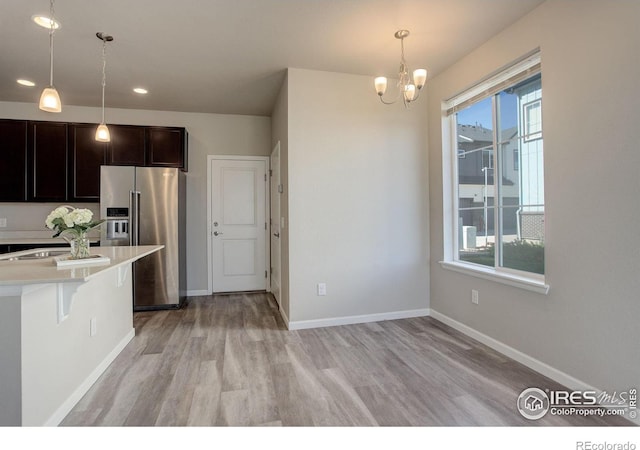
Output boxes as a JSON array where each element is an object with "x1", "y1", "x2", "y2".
[
  {"x1": 471, "y1": 289, "x2": 479, "y2": 305},
  {"x1": 317, "y1": 283, "x2": 327, "y2": 296},
  {"x1": 90, "y1": 317, "x2": 97, "y2": 336},
  {"x1": 0, "y1": 218, "x2": 7, "y2": 228}
]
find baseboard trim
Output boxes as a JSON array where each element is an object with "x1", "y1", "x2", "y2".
[
  {"x1": 44, "y1": 328, "x2": 136, "y2": 427},
  {"x1": 287, "y1": 308, "x2": 430, "y2": 331},
  {"x1": 429, "y1": 309, "x2": 640, "y2": 425},
  {"x1": 279, "y1": 305, "x2": 290, "y2": 330},
  {"x1": 186, "y1": 289, "x2": 210, "y2": 297}
]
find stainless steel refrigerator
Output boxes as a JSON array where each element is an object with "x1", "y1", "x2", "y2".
[{"x1": 100, "y1": 166, "x2": 186, "y2": 310}]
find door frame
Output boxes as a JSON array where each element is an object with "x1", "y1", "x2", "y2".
[
  {"x1": 207, "y1": 155, "x2": 270, "y2": 295},
  {"x1": 270, "y1": 141, "x2": 282, "y2": 308}
]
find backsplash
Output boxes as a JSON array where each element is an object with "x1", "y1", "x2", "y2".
[{"x1": 0, "y1": 203, "x2": 100, "y2": 233}]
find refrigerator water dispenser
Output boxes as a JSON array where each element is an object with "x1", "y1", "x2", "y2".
[{"x1": 105, "y1": 207, "x2": 129, "y2": 240}]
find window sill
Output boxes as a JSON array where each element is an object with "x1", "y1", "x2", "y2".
[{"x1": 439, "y1": 260, "x2": 550, "y2": 295}]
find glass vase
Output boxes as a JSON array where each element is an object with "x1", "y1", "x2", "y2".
[{"x1": 69, "y1": 233, "x2": 90, "y2": 259}]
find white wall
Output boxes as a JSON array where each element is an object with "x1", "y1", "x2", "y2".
[
  {"x1": 0, "y1": 202, "x2": 98, "y2": 232},
  {"x1": 286, "y1": 68, "x2": 429, "y2": 325},
  {"x1": 427, "y1": 0, "x2": 640, "y2": 393},
  {"x1": 0, "y1": 102, "x2": 271, "y2": 292}
]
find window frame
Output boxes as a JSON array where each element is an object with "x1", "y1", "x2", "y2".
[{"x1": 440, "y1": 51, "x2": 549, "y2": 295}]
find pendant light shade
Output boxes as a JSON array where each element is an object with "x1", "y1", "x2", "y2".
[
  {"x1": 39, "y1": 86, "x2": 62, "y2": 112},
  {"x1": 95, "y1": 123, "x2": 111, "y2": 142},
  {"x1": 95, "y1": 32, "x2": 114, "y2": 142},
  {"x1": 39, "y1": 0, "x2": 62, "y2": 113}
]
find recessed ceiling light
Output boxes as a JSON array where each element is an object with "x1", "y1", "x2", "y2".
[
  {"x1": 17, "y1": 79, "x2": 36, "y2": 87},
  {"x1": 32, "y1": 15, "x2": 61, "y2": 30},
  {"x1": 133, "y1": 88, "x2": 148, "y2": 94}
]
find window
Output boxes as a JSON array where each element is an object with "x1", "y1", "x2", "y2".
[
  {"x1": 443, "y1": 52, "x2": 545, "y2": 288},
  {"x1": 523, "y1": 99, "x2": 542, "y2": 141}
]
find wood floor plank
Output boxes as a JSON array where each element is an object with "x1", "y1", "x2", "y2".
[
  {"x1": 269, "y1": 362, "x2": 315, "y2": 426},
  {"x1": 243, "y1": 341, "x2": 281, "y2": 425},
  {"x1": 61, "y1": 293, "x2": 633, "y2": 427},
  {"x1": 97, "y1": 353, "x2": 164, "y2": 426},
  {"x1": 315, "y1": 367, "x2": 379, "y2": 426},
  {"x1": 154, "y1": 337, "x2": 204, "y2": 426},
  {"x1": 187, "y1": 360, "x2": 222, "y2": 426},
  {"x1": 354, "y1": 384, "x2": 415, "y2": 426},
  {"x1": 219, "y1": 389, "x2": 251, "y2": 426}
]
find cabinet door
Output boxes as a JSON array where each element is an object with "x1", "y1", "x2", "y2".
[
  {"x1": 147, "y1": 127, "x2": 186, "y2": 169},
  {"x1": 28, "y1": 121, "x2": 68, "y2": 202},
  {"x1": 69, "y1": 124, "x2": 106, "y2": 202},
  {"x1": 0, "y1": 120, "x2": 28, "y2": 201},
  {"x1": 107, "y1": 125, "x2": 145, "y2": 166}
]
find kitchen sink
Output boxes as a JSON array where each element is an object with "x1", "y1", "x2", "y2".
[{"x1": 1, "y1": 249, "x2": 70, "y2": 261}]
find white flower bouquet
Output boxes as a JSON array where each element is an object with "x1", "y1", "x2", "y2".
[
  {"x1": 45, "y1": 205, "x2": 104, "y2": 238},
  {"x1": 45, "y1": 206, "x2": 105, "y2": 259}
]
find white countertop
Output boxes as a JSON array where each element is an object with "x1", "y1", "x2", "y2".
[{"x1": 0, "y1": 245, "x2": 163, "y2": 286}]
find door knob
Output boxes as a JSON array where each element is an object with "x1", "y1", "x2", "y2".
[
  {"x1": 213, "y1": 231, "x2": 223, "y2": 236},
  {"x1": 273, "y1": 232, "x2": 280, "y2": 238}
]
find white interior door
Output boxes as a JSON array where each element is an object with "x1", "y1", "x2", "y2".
[
  {"x1": 270, "y1": 142, "x2": 281, "y2": 307},
  {"x1": 211, "y1": 158, "x2": 268, "y2": 293}
]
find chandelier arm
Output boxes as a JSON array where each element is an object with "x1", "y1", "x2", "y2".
[{"x1": 378, "y1": 96, "x2": 398, "y2": 105}]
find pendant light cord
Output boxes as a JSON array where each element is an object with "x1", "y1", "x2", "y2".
[
  {"x1": 101, "y1": 39, "x2": 107, "y2": 123},
  {"x1": 49, "y1": 0, "x2": 55, "y2": 86}
]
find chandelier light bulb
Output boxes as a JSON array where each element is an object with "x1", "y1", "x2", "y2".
[
  {"x1": 413, "y1": 69, "x2": 427, "y2": 89},
  {"x1": 403, "y1": 84, "x2": 416, "y2": 102},
  {"x1": 374, "y1": 77, "x2": 388, "y2": 96}
]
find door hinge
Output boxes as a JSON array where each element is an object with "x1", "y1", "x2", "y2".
[
  {"x1": 269, "y1": 169, "x2": 273, "y2": 177},
  {"x1": 265, "y1": 222, "x2": 267, "y2": 230},
  {"x1": 264, "y1": 174, "x2": 267, "y2": 182},
  {"x1": 265, "y1": 270, "x2": 268, "y2": 278}
]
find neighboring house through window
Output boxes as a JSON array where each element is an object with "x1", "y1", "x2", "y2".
[{"x1": 442, "y1": 51, "x2": 545, "y2": 286}]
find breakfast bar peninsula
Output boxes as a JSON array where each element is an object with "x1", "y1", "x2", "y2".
[{"x1": 0, "y1": 245, "x2": 163, "y2": 426}]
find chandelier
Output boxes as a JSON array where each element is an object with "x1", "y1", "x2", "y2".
[{"x1": 374, "y1": 30, "x2": 427, "y2": 107}]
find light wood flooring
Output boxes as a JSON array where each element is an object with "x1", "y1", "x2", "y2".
[{"x1": 62, "y1": 292, "x2": 630, "y2": 426}]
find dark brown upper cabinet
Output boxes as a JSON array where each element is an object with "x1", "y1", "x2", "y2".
[
  {"x1": 0, "y1": 119, "x2": 187, "y2": 203},
  {"x1": 147, "y1": 127, "x2": 187, "y2": 170},
  {"x1": 28, "y1": 121, "x2": 68, "y2": 202},
  {"x1": 0, "y1": 119, "x2": 28, "y2": 202},
  {"x1": 107, "y1": 125, "x2": 146, "y2": 166},
  {"x1": 68, "y1": 124, "x2": 107, "y2": 202}
]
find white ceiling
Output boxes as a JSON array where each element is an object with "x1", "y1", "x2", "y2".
[{"x1": 0, "y1": 0, "x2": 544, "y2": 116}]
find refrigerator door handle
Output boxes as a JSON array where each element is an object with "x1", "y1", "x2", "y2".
[{"x1": 130, "y1": 190, "x2": 141, "y2": 246}]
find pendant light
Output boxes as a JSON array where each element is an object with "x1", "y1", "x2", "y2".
[
  {"x1": 38, "y1": 0, "x2": 62, "y2": 112},
  {"x1": 95, "y1": 32, "x2": 114, "y2": 142},
  {"x1": 374, "y1": 30, "x2": 427, "y2": 108}
]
